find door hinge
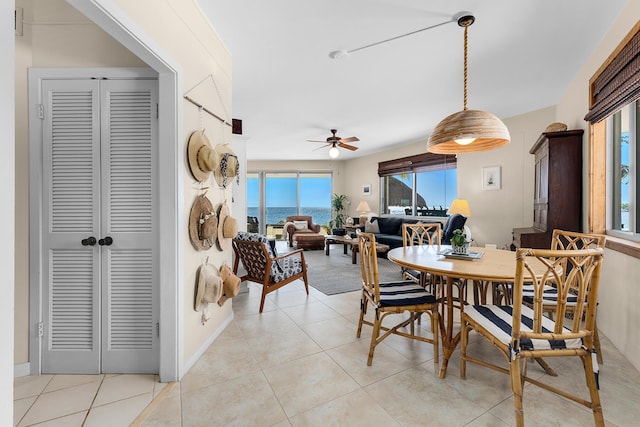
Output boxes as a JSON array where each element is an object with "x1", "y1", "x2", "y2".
[
  {"x1": 156, "y1": 322, "x2": 160, "y2": 338},
  {"x1": 38, "y1": 322, "x2": 43, "y2": 337},
  {"x1": 156, "y1": 103, "x2": 159, "y2": 119},
  {"x1": 37, "y1": 104, "x2": 44, "y2": 120}
]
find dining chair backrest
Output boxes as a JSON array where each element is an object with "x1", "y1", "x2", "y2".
[
  {"x1": 512, "y1": 247, "x2": 604, "y2": 344},
  {"x1": 551, "y1": 229, "x2": 605, "y2": 251},
  {"x1": 402, "y1": 223, "x2": 441, "y2": 247},
  {"x1": 358, "y1": 232, "x2": 380, "y2": 301}
]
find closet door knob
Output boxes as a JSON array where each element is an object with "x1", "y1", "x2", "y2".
[
  {"x1": 99, "y1": 236, "x2": 113, "y2": 246},
  {"x1": 81, "y1": 237, "x2": 97, "y2": 246}
]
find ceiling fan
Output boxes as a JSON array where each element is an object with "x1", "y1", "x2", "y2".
[{"x1": 307, "y1": 129, "x2": 359, "y2": 158}]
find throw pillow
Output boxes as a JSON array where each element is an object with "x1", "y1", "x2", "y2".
[
  {"x1": 364, "y1": 218, "x2": 380, "y2": 234},
  {"x1": 293, "y1": 220, "x2": 308, "y2": 230}
]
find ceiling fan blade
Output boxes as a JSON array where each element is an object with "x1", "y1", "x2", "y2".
[
  {"x1": 339, "y1": 136, "x2": 359, "y2": 143},
  {"x1": 338, "y1": 142, "x2": 359, "y2": 151},
  {"x1": 312, "y1": 143, "x2": 332, "y2": 152},
  {"x1": 307, "y1": 139, "x2": 329, "y2": 143}
]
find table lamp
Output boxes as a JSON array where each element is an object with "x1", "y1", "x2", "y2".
[
  {"x1": 355, "y1": 200, "x2": 371, "y2": 225},
  {"x1": 448, "y1": 199, "x2": 471, "y2": 217}
]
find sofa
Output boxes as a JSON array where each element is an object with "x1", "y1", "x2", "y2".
[
  {"x1": 284, "y1": 215, "x2": 321, "y2": 247},
  {"x1": 364, "y1": 214, "x2": 467, "y2": 249}
]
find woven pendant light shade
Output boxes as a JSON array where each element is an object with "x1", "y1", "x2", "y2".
[
  {"x1": 427, "y1": 109, "x2": 510, "y2": 154},
  {"x1": 427, "y1": 14, "x2": 510, "y2": 154}
]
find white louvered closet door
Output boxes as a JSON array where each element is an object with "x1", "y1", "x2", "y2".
[{"x1": 41, "y1": 78, "x2": 158, "y2": 374}]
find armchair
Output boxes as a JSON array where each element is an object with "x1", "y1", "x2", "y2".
[
  {"x1": 284, "y1": 215, "x2": 321, "y2": 247},
  {"x1": 442, "y1": 213, "x2": 467, "y2": 245},
  {"x1": 232, "y1": 232, "x2": 309, "y2": 312}
]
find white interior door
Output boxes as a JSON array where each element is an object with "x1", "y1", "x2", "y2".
[{"x1": 40, "y1": 77, "x2": 158, "y2": 374}]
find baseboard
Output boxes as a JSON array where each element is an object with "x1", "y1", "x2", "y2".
[
  {"x1": 182, "y1": 311, "x2": 234, "y2": 375},
  {"x1": 14, "y1": 362, "x2": 30, "y2": 378}
]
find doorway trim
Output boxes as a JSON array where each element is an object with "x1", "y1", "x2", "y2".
[{"x1": 30, "y1": 0, "x2": 183, "y2": 382}]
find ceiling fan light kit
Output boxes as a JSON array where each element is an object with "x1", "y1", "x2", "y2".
[
  {"x1": 427, "y1": 14, "x2": 510, "y2": 154},
  {"x1": 308, "y1": 129, "x2": 359, "y2": 158},
  {"x1": 328, "y1": 145, "x2": 340, "y2": 158}
]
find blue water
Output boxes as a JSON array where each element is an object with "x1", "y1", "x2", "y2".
[{"x1": 247, "y1": 207, "x2": 332, "y2": 226}]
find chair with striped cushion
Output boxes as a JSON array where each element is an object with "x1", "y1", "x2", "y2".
[
  {"x1": 461, "y1": 247, "x2": 605, "y2": 427},
  {"x1": 521, "y1": 230, "x2": 606, "y2": 363},
  {"x1": 356, "y1": 232, "x2": 439, "y2": 366}
]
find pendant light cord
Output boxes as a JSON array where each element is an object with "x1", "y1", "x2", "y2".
[{"x1": 463, "y1": 25, "x2": 469, "y2": 111}]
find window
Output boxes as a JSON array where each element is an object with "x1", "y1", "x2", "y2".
[
  {"x1": 586, "y1": 21, "x2": 640, "y2": 253},
  {"x1": 247, "y1": 171, "x2": 332, "y2": 237},
  {"x1": 608, "y1": 101, "x2": 639, "y2": 237},
  {"x1": 378, "y1": 153, "x2": 456, "y2": 216}
]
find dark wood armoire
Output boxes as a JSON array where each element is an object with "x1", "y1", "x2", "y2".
[{"x1": 513, "y1": 129, "x2": 583, "y2": 249}]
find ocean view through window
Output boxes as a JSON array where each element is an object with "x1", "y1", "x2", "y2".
[
  {"x1": 383, "y1": 169, "x2": 456, "y2": 216},
  {"x1": 247, "y1": 171, "x2": 332, "y2": 236}
]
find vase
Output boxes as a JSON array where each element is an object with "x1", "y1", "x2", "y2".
[{"x1": 452, "y1": 241, "x2": 470, "y2": 254}]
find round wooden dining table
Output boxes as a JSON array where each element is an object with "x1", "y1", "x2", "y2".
[{"x1": 387, "y1": 245, "x2": 545, "y2": 378}]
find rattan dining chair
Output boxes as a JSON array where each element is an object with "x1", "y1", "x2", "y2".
[
  {"x1": 401, "y1": 223, "x2": 442, "y2": 289},
  {"x1": 356, "y1": 232, "x2": 439, "y2": 366},
  {"x1": 461, "y1": 247, "x2": 605, "y2": 427},
  {"x1": 522, "y1": 230, "x2": 606, "y2": 363}
]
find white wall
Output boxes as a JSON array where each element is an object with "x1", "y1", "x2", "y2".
[
  {"x1": 555, "y1": 0, "x2": 640, "y2": 371},
  {"x1": 457, "y1": 106, "x2": 556, "y2": 247}
]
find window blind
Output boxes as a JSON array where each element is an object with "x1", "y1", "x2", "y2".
[
  {"x1": 377, "y1": 152, "x2": 456, "y2": 177},
  {"x1": 584, "y1": 22, "x2": 640, "y2": 123}
]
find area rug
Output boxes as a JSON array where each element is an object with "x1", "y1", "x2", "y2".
[{"x1": 301, "y1": 246, "x2": 404, "y2": 295}]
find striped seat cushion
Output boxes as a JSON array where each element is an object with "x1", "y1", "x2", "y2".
[
  {"x1": 464, "y1": 304, "x2": 582, "y2": 351},
  {"x1": 371, "y1": 281, "x2": 437, "y2": 307},
  {"x1": 521, "y1": 283, "x2": 579, "y2": 306}
]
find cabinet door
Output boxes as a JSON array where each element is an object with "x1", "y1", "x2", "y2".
[
  {"x1": 533, "y1": 141, "x2": 549, "y2": 230},
  {"x1": 41, "y1": 79, "x2": 101, "y2": 373}
]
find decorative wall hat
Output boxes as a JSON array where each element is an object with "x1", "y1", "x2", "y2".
[
  {"x1": 194, "y1": 262, "x2": 223, "y2": 322},
  {"x1": 189, "y1": 194, "x2": 217, "y2": 250},
  {"x1": 187, "y1": 130, "x2": 221, "y2": 182},
  {"x1": 217, "y1": 263, "x2": 241, "y2": 306},
  {"x1": 213, "y1": 144, "x2": 239, "y2": 188},
  {"x1": 216, "y1": 202, "x2": 239, "y2": 251}
]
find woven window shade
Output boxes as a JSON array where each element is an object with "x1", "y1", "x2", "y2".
[
  {"x1": 377, "y1": 152, "x2": 456, "y2": 177},
  {"x1": 584, "y1": 23, "x2": 640, "y2": 123}
]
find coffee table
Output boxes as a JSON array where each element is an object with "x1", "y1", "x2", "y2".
[
  {"x1": 324, "y1": 235, "x2": 352, "y2": 256},
  {"x1": 324, "y1": 235, "x2": 390, "y2": 264}
]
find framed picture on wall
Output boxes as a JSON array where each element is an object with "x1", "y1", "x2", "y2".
[
  {"x1": 362, "y1": 184, "x2": 371, "y2": 195},
  {"x1": 482, "y1": 166, "x2": 501, "y2": 190}
]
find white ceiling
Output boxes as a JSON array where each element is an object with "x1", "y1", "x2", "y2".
[{"x1": 199, "y1": 0, "x2": 627, "y2": 161}]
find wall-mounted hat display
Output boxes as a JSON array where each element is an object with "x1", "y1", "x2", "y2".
[
  {"x1": 218, "y1": 264, "x2": 241, "y2": 306},
  {"x1": 189, "y1": 194, "x2": 217, "y2": 250},
  {"x1": 216, "y1": 202, "x2": 238, "y2": 251},
  {"x1": 187, "y1": 130, "x2": 221, "y2": 182},
  {"x1": 194, "y1": 262, "x2": 223, "y2": 322},
  {"x1": 213, "y1": 144, "x2": 239, "y2": 188}
]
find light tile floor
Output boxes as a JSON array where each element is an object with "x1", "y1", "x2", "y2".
[{"x1": 14, "y1": 277, "x2": 640, "y2": 426}]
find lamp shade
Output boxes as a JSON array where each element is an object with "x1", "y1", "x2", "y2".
[
  {"x1": 427, "y1": 109, "x2": 510, "y2": 154},
  {"x1": 328, "y1": 146, "x2": 340, "y2": 158},
  {"x1": 356, "y1": 201, "x2": 371, "y2": 213},
  {"x1": 448, "y1": 199, "x2": 471, "y2": 217},
  {"x1": 426, "y1": 15, "x2": 510, "y2": 154}
]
